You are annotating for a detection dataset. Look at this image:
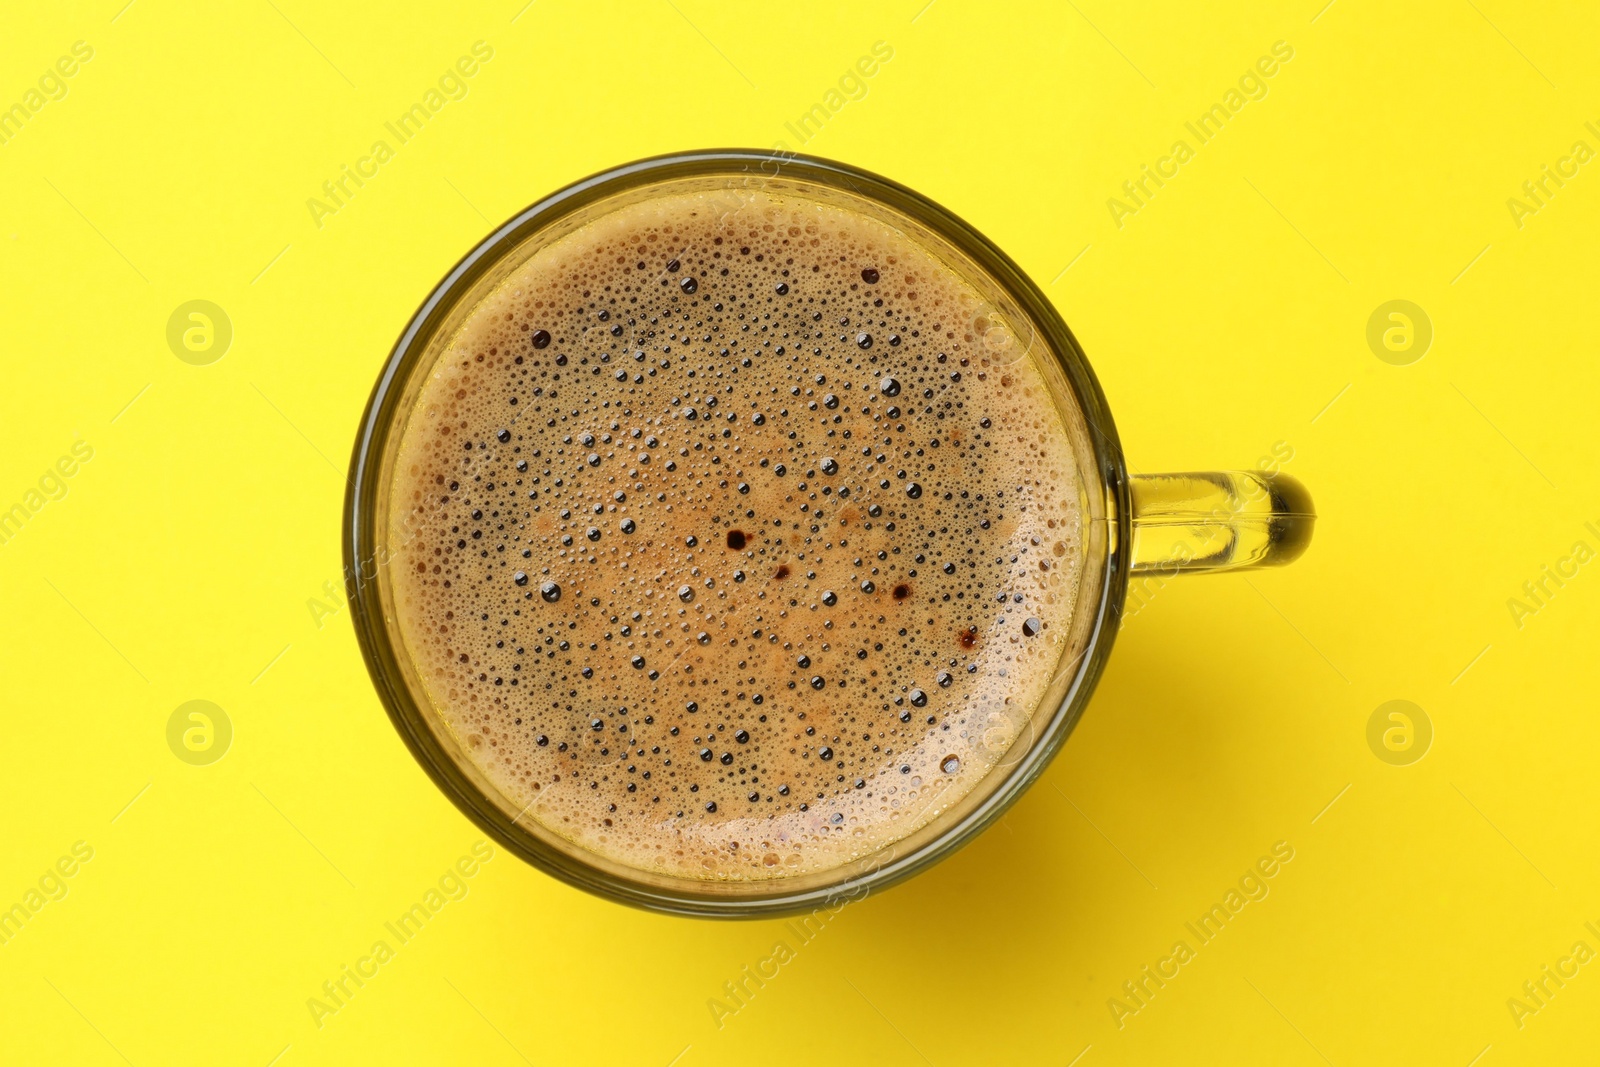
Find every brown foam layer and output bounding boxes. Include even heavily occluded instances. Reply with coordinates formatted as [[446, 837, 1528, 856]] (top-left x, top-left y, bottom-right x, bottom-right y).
[[387, 185, 1083, 880]]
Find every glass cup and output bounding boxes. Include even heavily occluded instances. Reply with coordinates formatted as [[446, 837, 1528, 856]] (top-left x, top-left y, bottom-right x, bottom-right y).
[[344, 150, 1313, 917]]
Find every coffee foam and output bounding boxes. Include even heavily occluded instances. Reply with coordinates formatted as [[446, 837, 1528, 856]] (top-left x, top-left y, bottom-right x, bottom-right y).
[[387, 185, 1084, 880]]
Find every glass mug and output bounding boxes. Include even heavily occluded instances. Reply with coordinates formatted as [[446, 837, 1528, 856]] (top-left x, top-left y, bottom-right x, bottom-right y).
[[344, 150, 1313, 917]]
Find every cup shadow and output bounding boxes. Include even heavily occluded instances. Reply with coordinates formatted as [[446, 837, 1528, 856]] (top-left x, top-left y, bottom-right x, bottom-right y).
[[821, 618, 1230, 975]]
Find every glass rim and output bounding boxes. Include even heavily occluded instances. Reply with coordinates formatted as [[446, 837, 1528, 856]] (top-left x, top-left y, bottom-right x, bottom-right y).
[[344, 148, 1133, 917]]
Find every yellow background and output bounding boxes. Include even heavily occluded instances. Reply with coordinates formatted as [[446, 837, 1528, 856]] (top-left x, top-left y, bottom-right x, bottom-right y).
[[3, 1, 1597, 1063]]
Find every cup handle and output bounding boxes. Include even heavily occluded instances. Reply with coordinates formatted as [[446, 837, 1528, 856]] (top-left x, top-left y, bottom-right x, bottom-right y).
[[1127, 471, 1314, 574]]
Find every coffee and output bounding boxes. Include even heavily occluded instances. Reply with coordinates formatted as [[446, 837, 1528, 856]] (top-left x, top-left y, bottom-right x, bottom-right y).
[[386, 184, 1084, 880]]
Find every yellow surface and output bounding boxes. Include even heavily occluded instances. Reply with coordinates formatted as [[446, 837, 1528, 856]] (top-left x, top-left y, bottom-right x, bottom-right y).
[[2, 1, 1596, 1063]]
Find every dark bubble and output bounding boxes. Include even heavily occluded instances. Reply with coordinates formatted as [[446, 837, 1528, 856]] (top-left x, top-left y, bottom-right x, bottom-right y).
[[587, 527, 601, 541], [775, 282, 789, 295], [630, 655, 645, 669], [513, 572, 529, 586], [810, 676, 825, 690], [821, 590, 837, 606], [540, 581, 561, 602], [856, 333, 873, 349], [859, 580, 876, 594], [820, 458, 838, 475], [880, 377, 900, 397], [680, 277, 698, 294], [909, 689, 928, 707], [861, 268, 880, 284], [678, 585, 695, 602], [818, 746, 834, 760], [530, 329, 551, 349], [906, 483, 922, 499], [620, 519, 636, 534], [1023, 617, 1042, 637], [496, 429, 511, 443]]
